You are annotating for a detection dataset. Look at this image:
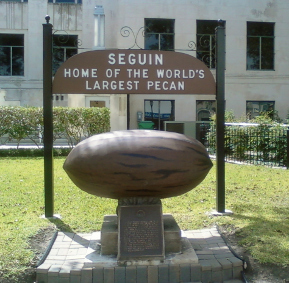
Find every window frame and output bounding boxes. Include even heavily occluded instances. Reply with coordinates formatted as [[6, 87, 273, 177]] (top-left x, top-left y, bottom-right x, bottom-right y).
[[144, 18, 175, 51], [0, 33, 24, 77], [52, 34, 78, 76], [144, 99, 175, 130], [0, 0, 28, 2], [246, 101, 275, 119], [48, 0, 82, 3], [196, 100, 217, 121], [246, 21, 275, 71], [196, 20, 221, 69]]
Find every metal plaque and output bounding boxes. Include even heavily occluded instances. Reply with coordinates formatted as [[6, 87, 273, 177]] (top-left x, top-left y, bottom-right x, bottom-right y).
[[118, 204, 164, 260]]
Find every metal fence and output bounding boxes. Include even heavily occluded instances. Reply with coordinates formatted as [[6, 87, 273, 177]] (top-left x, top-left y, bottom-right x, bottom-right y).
[[206, 123, 289, 168]]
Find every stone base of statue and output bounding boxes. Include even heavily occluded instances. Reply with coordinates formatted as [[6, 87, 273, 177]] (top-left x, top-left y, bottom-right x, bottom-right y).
[[101, 212, 198, 264], [36, 224, 244, 283], [100, 197, 197, 264]]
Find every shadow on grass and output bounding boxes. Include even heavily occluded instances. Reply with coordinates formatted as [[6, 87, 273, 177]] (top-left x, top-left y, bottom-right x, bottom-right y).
[[226, 203, 289, 263]]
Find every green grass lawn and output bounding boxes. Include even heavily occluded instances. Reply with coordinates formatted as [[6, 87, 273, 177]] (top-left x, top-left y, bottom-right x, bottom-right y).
[[1, 157, 289, 281]]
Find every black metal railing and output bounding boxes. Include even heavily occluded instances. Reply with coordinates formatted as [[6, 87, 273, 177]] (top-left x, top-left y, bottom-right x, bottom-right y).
[[206, 123, 289, 168]]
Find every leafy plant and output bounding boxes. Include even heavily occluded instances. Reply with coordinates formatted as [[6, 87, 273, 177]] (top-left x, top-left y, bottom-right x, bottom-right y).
[[0, 106, 110, 148], [207, 110, 289, 167]]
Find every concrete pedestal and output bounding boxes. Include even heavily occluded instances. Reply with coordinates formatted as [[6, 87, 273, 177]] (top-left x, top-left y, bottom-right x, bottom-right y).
[[101, 214, 181, 256]]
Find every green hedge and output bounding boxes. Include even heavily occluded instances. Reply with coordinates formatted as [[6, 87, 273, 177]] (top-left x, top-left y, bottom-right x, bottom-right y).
[[0, 148, 71, 157], [0, 106, 110, 148]]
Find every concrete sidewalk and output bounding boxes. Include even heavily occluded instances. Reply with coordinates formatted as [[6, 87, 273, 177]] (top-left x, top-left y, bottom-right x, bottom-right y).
[[36, 227, 244, 283]]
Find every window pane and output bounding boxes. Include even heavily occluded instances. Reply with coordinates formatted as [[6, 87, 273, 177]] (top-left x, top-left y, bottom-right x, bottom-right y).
[[197, 20, 219, 34], [261, 37, 274, 70], [49, 0, 74, 3], [196, 34, 216, 68], [247, 37, 260, 70], [1, 0, 27, 2], [52, 48, 64, 75], [144, 100, 175, 130], [12, 47, 24, 76], [66, 48, 77, 59], [0, 47, 11, 76], [197, 52, 216, 69], [52, 34, 78, 75], [48, 0, 82, 3], [53, 34, 77, 47], [196, 21, 220, 69], [160, 34, 174, 51], [247, 22, 274, 36], [145, 19, 174, 51], [0, 34, 24, 76], [247, 22, 274, 70], [144, 34, 159, 50], [145, 19, 174, 33], [246, 101, 275, 119], [197, 34, 213, 50], [196, 100, 216, 121], [0, 34, 24, 46]]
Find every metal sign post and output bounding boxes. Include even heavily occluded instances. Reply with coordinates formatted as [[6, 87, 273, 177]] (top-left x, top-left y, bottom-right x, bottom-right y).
[[215, 21, 226, 213], [43, 16, 54, 218]]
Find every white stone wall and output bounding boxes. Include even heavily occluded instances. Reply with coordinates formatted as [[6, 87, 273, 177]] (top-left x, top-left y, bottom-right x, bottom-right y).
[[1, 0, 289, 130]]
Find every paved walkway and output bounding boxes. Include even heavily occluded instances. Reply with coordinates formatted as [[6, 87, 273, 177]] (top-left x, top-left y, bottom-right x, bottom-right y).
[[36, 227, 244, 283]]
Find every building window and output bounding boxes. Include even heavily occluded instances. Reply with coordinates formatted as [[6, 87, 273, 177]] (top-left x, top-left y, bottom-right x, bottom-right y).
[[144, 100, 175, 130], [144, 19, 174, 51], [48, 0, 82, 3], [246, 101, 275, 119], [247, 22, 274, 70], [196, 20, 220, 69], [0, 34, 24, 76], [53, 34, 78, 75], [0, 0, 28, 2], [196, 100, 216, 121]]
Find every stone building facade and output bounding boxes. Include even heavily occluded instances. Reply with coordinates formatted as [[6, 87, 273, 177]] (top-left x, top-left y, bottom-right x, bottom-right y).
[[1, 0, 289, 130]]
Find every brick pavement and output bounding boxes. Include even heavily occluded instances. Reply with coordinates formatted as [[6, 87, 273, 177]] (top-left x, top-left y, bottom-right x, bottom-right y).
[[36, 227, 244, 283]]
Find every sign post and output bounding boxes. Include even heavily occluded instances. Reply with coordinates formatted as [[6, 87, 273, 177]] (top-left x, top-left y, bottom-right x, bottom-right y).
[[215, 21, 226, 213], [43, 16, 54, 218]]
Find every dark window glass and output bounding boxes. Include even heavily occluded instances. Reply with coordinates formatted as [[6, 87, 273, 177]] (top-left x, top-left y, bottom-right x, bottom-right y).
[[0, 34, 24, 46], [196, 20, 221, 69], [52, 34, 78, 75], [261, 37, 274, 69], [246, 101, 275, 119], [247, 22, 274, 36], [197, 20, 219, 34], [48, 0, 82, 3], [0, 0, 28, 2], [0, 47, 11, 76], [145, 19, 174, 51], [144, 100, 175, 130], [12, 47, 24, 75], [196, 100, 216, 121], [0, 34, 24, 76], [247, 22, 274, 70], [247, 37, 260, 70]]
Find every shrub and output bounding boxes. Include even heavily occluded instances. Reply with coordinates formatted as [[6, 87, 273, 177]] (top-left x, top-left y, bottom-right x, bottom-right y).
[[207, 111, 288, 166], [0, 106, 110, 148]]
